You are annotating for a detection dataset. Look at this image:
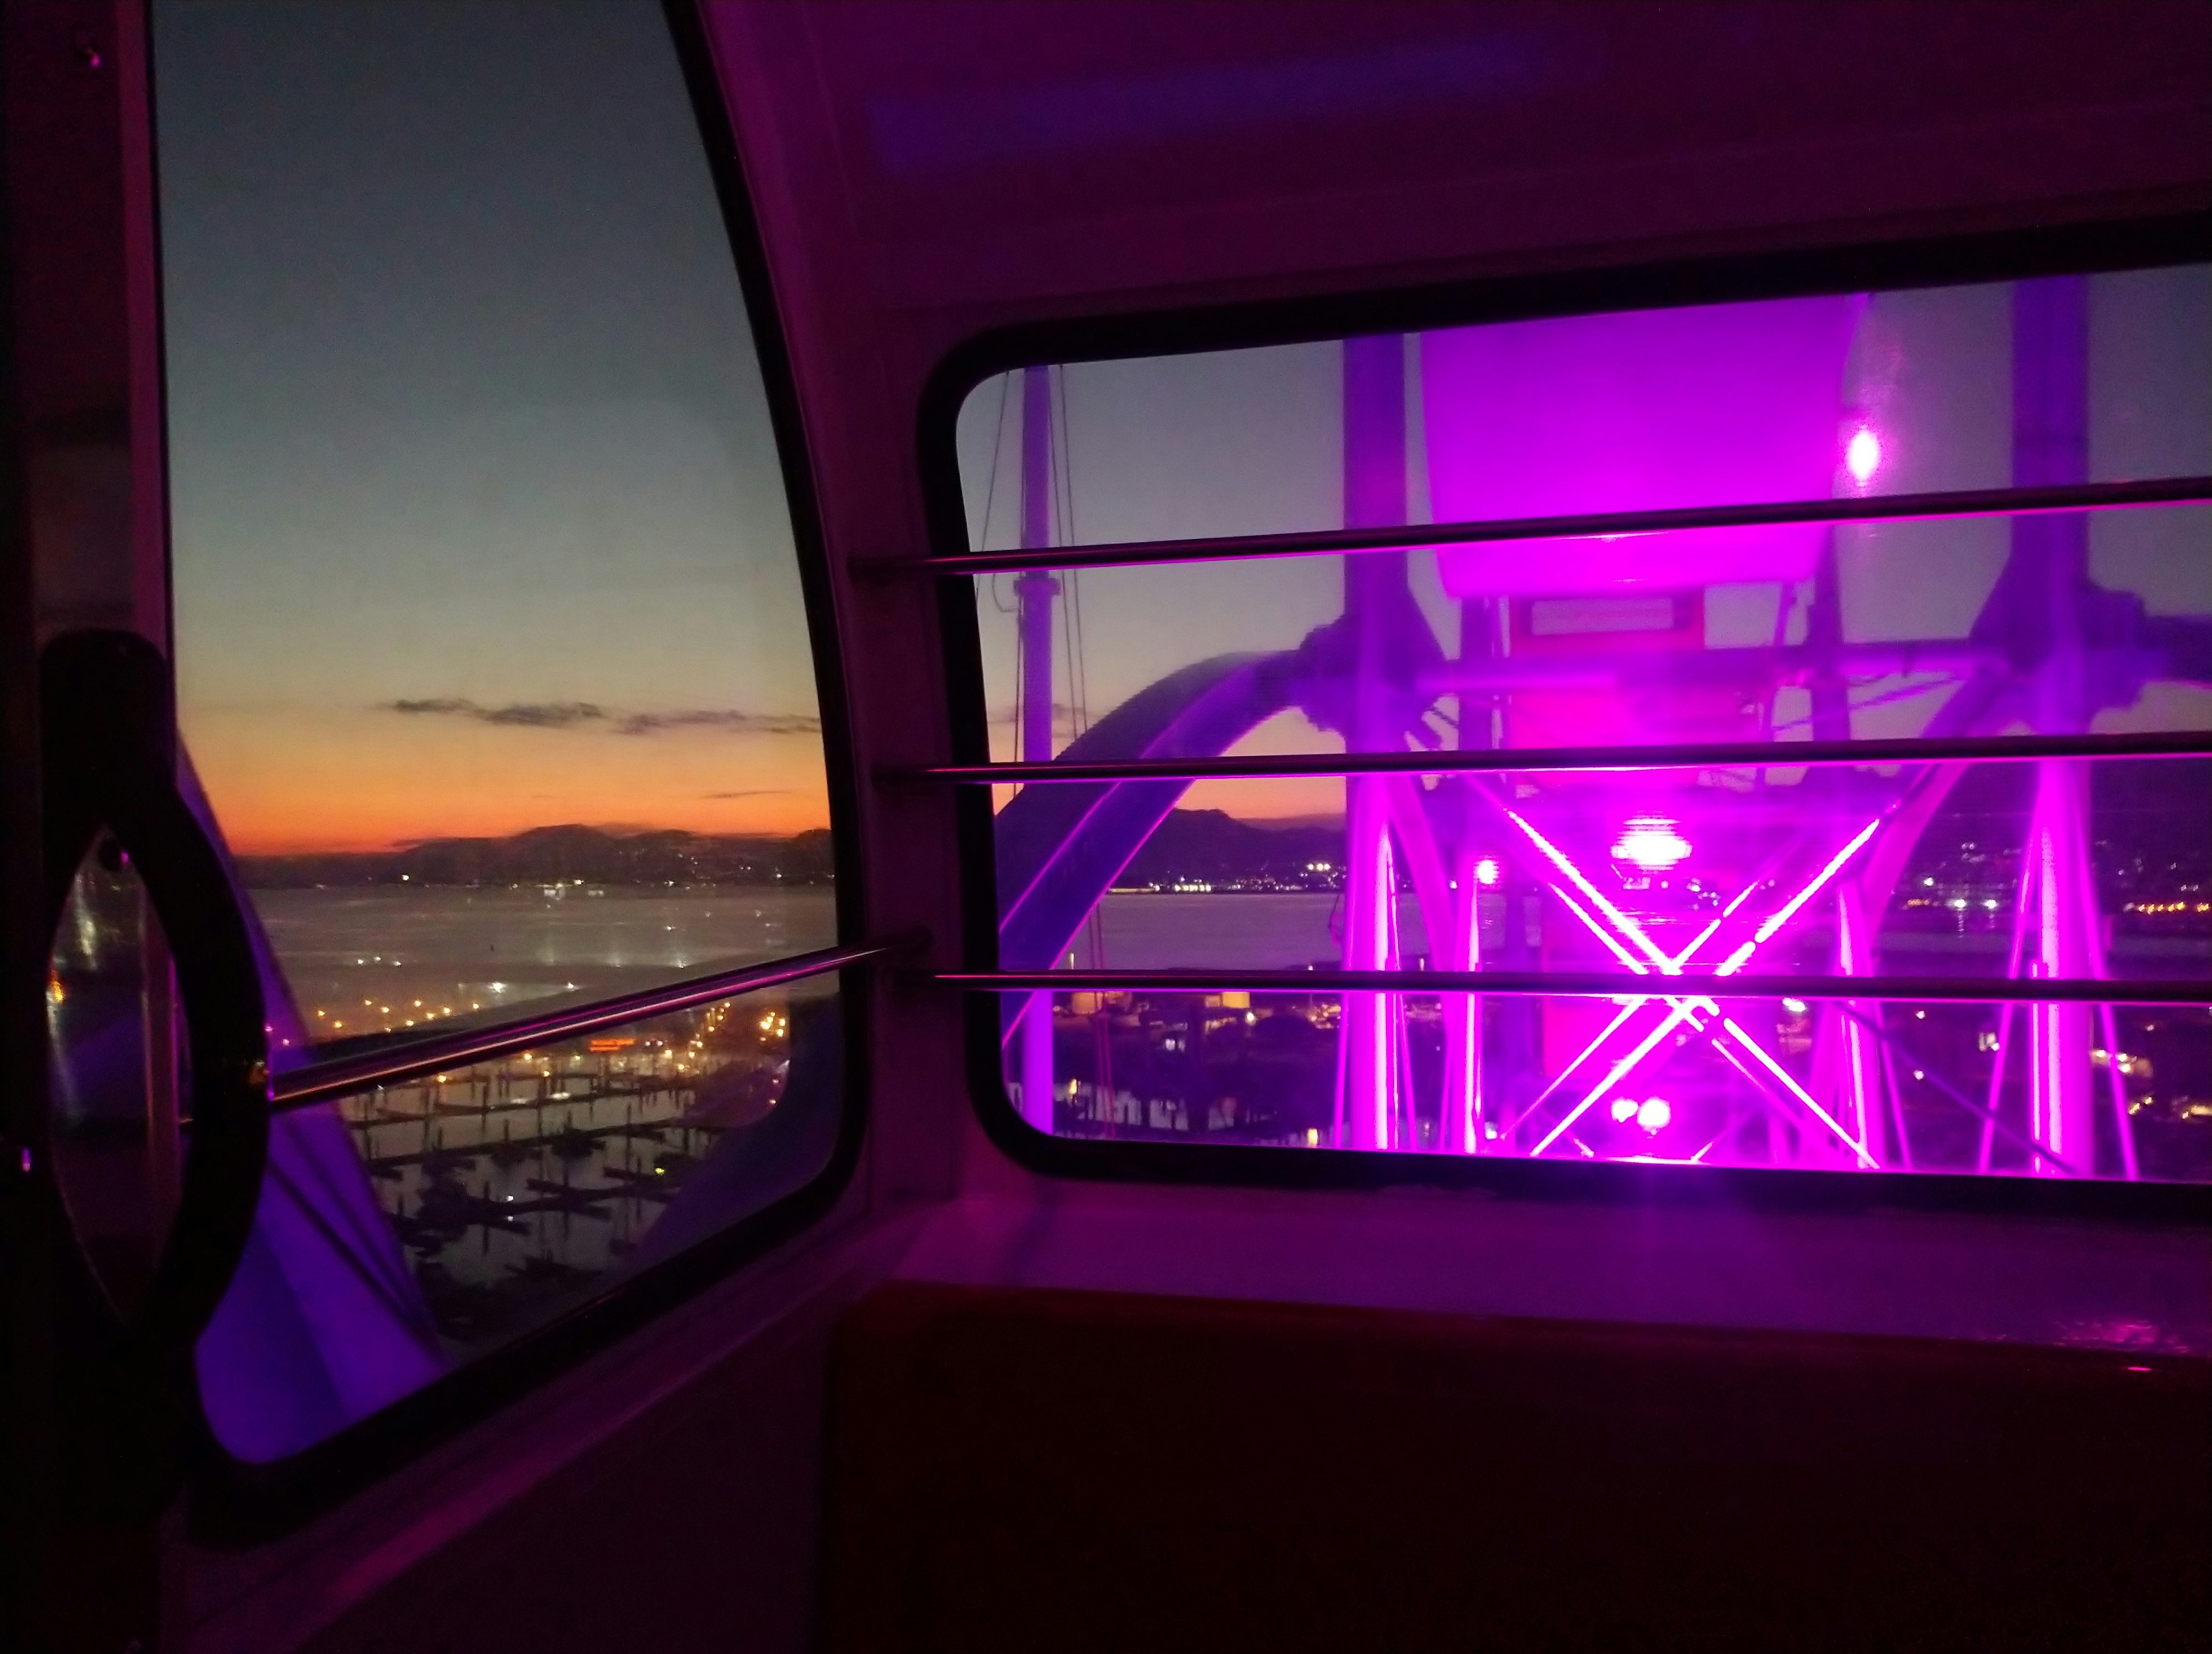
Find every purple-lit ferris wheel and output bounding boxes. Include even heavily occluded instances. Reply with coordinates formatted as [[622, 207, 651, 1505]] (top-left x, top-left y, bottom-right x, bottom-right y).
[[989, 275, 2211, 1178]]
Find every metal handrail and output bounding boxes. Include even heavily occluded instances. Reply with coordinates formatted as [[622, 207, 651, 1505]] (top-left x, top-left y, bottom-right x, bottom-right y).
[[268, 935, 923, 1113], [938, 967, 2212, 1006], [861, 475, 2211, 579], [892, 729, 2211, 787]]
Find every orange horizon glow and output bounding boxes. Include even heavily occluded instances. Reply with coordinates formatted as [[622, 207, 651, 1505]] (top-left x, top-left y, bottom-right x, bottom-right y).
[[185, 705, 833, 856], [188, 701, 1355, 858], [215, 802, 834, 858], [221, 784, 1329, 857]]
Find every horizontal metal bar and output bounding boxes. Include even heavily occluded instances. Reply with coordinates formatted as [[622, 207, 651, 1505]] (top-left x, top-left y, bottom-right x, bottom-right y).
[[893, 729, 2211, 787], [860, 476, 2211, 579], [939, 968, 2212, 1006], [268, 936, 921, 1113]]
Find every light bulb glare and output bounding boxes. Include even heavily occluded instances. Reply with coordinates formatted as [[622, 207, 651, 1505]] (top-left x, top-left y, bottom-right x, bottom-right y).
[[1845, 426, 1882, 486]]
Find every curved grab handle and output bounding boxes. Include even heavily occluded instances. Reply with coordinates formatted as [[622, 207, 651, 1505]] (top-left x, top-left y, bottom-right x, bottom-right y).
[[40, 630, 270, 1370]]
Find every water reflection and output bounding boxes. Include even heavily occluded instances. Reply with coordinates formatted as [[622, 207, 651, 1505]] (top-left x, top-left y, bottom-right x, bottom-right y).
[[333, 980, 842, 1352]]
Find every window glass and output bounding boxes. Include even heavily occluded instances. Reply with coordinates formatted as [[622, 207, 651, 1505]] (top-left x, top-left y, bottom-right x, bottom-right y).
[[956, 267, 2211, 1185], [999, 990, 2209, 1180], [156, 0, 846, 1463], [961, 272, 2211, 764], [199, 976, 843, 1465], [161, 0, 832, 1059]]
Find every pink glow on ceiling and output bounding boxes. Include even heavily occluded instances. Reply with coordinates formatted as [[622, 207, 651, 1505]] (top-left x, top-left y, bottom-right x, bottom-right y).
[[1425, 295, 1864, 596]]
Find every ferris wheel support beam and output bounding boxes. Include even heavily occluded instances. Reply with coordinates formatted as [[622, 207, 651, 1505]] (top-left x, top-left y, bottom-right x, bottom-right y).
[[2009, 276, 2105, 1178], [1338, 335, 1428, 1150], [1015, 366, 1058, 1131], [2026, 758, 2103, 1174]]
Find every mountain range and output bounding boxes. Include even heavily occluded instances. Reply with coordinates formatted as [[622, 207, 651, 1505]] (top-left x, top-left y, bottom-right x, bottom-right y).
[[235, 809, 1349, 890], [1114, 810, 1344, 886], [237, 824, 835, 888]]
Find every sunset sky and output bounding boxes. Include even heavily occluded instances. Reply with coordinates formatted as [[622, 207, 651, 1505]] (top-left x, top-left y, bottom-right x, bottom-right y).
[[160, 1, 828, 853], [157, 3, 2207, 856]]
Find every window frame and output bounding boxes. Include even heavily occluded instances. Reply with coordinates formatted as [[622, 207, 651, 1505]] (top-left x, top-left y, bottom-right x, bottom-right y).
[[918, 210, 2212, 1227], [177, 0, 873, 1541]]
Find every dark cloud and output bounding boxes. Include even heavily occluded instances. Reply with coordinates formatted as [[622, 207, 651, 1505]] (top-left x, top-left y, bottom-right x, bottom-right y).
[[615, 710, 820, 737], [988, 701, 1079, 726], [385, 697, 605, 729], [381, 697, 818, 737], [700, 788, 793, 799], [483, 701, 606, 727]]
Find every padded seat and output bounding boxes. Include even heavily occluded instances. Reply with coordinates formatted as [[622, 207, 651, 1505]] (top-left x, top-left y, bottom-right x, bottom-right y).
[[824, 1281, 2207, 1652]]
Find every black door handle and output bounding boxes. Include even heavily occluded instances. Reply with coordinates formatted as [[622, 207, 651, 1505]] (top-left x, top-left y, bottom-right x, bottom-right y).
[[39, 629, 270, 1512]]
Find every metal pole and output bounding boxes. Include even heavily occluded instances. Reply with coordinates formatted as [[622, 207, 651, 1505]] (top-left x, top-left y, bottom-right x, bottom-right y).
[[1016, 366, 1060, 1131], [2014, 276, 2098, 1175]]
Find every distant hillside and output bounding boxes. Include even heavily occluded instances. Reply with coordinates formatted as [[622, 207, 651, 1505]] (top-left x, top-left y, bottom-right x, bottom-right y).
[[1116, 810, 1344, 887], [237, 824, 835, 889], [236, 810, 1349, 891]]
